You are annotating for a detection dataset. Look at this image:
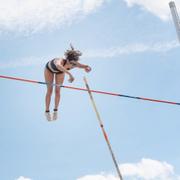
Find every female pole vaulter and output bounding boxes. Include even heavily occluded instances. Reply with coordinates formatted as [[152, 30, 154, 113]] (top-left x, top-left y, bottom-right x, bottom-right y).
[[44, 45, 91, 121]]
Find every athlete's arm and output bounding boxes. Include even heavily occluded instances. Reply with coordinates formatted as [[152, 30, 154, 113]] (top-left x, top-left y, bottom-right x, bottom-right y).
[[56, 64, 74, 83], [72, 61, 91, 72]]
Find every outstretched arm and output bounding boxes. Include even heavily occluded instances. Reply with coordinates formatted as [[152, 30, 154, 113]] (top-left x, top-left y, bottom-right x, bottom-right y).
[[72, 61, 91, 72]]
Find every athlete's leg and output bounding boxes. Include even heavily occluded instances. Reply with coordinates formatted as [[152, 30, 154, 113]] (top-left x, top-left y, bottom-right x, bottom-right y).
[[44, 68, 54, 112], [54, 73, 65, 110], [52, 73, 65, 120]]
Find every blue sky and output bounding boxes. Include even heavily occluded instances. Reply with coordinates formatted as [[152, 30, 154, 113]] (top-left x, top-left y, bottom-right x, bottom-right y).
[[0, 0, 180, 180]]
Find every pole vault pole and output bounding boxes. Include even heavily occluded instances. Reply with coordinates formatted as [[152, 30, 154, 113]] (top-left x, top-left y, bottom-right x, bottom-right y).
[[169, 1, 180, 42], [83, 77, 123, 180], [0, 75, 180, 106]]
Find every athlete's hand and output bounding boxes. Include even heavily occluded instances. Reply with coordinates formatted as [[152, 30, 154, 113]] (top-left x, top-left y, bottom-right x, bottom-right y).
[[68, 75, 75, 83], [85, 66, 91, 73]]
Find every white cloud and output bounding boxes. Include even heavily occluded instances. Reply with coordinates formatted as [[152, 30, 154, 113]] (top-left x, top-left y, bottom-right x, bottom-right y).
[[120, 158, 177, 180], [16, 176, 32, 180], [123, 0, 180, 21], [77, 158, 180, 180], [77, 174, 119, 180], [0, 0, 106, 34], [0, 0, 179, 34], [83, 0, 105, 14], [84, 40, 179, 58]]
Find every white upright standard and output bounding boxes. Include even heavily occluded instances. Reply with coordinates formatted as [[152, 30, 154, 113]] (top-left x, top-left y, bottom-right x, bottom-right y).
[[169, 1, 180, 42]]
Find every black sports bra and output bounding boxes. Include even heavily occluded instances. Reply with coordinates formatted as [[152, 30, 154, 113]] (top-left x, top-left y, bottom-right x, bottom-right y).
[[46, 59, 75, 74]]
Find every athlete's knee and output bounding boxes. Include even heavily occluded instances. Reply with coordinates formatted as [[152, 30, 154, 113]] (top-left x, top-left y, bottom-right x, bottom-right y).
[[47, 87, 53, 96], [55, 87, 61, 96]]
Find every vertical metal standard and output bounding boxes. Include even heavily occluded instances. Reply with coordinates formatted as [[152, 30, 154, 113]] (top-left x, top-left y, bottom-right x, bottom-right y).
[[169, 1, 180, 42], [83, 77, 123, 180]]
